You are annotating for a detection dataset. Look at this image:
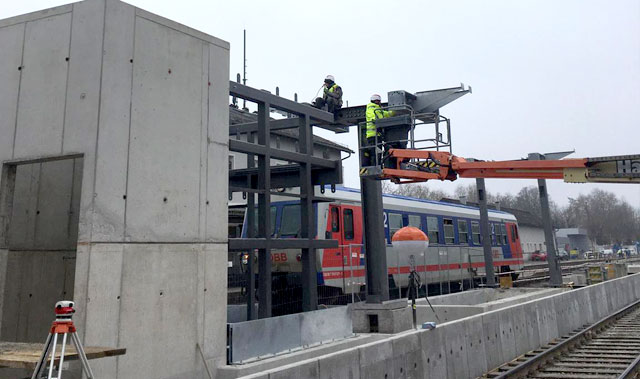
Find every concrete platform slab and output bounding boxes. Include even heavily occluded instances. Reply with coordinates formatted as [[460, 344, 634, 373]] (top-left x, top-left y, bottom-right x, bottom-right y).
[[419, 326, 447, 379]]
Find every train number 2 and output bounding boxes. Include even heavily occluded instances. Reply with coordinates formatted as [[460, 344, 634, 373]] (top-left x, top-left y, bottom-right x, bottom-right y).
[[271, 252, 288, 262]]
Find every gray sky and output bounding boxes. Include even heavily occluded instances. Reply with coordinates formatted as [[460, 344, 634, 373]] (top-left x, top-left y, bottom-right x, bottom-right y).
[[3, 0, 639, 207]]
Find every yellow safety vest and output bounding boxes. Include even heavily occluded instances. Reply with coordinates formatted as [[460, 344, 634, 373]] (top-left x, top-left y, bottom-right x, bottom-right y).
[[365, 102, 393, 138]]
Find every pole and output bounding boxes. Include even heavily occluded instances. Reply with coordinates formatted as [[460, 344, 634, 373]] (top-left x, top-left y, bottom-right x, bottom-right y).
[[360, 177, 389, 303], [476, 178, 496, 287], [242, 29, 247, 110], [538, 179, 563, 286]]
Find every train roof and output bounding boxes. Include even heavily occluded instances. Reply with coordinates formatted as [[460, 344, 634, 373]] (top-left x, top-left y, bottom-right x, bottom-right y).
[[319, 185, 517, 222]]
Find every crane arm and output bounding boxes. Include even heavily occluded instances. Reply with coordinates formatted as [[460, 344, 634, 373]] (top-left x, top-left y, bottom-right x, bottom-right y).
[[377, 150, 640, 184]]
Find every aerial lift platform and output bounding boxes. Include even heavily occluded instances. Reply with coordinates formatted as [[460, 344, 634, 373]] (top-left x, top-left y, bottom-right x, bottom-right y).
[[321, 84, 639, 309]]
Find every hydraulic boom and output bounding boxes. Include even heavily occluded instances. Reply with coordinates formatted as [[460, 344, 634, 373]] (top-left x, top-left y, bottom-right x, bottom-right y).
[[372, 150, 640, 184]]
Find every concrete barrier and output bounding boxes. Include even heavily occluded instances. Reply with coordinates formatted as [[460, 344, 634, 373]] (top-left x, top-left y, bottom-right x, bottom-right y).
[[231, 273, 640, 379]]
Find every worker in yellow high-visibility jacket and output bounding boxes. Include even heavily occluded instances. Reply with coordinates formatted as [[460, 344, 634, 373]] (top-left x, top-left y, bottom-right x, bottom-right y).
[[313, 75, 343, 114], [362, 94, 394, 166]]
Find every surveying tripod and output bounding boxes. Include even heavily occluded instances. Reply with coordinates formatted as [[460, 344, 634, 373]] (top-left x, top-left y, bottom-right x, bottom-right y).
[[31, 301, 95, 379]]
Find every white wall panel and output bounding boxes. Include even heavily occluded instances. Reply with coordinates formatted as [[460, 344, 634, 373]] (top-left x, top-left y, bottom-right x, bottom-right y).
[[0, 24, 24, 162], [91, 0, 135, 241], [125, 17, 204, 241], [13, 13, 71, 158]]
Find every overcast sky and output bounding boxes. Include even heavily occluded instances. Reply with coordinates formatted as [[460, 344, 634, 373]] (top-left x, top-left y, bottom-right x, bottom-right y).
[[3, 0, 639, 207]]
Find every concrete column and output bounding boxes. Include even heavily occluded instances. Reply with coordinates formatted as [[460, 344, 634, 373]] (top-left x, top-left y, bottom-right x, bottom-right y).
[[538, 179, 562, 286], [360, 177, 389, 303], [476, 178, 496, 287]]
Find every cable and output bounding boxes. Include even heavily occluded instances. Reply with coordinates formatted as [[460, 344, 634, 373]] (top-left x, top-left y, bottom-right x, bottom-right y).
[[310, 84, 324, 102]]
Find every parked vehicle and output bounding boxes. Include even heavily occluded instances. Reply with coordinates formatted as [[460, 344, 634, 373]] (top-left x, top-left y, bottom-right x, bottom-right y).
[[585, 251, 596, 259], [531, 251, 547, 261], [557, 250, 569, 260], [602, 249, 614, 257]]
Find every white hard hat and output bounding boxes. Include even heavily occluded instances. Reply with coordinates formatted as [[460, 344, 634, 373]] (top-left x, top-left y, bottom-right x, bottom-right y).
[[370, 94, 381, 102], [325, 75, 335, 82]]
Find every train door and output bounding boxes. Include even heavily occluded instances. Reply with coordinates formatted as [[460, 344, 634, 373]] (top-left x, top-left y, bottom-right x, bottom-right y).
[[506, 222, 522, 259], [323, 204, 363, 292]]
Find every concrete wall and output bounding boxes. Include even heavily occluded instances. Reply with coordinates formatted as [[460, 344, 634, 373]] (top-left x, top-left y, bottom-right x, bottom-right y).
[[236, 274, 640, 379], [0, 1, 230, 378]]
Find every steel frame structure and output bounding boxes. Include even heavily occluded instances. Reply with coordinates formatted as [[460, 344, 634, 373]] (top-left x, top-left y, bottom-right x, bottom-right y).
[[227, 81, 342, 319]]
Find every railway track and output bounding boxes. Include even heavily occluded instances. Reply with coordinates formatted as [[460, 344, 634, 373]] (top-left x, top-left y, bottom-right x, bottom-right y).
[[484, 299, 640, 378]]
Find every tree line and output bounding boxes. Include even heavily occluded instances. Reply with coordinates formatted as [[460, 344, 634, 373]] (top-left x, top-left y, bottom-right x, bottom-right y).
[[382, 182, 640, 246]]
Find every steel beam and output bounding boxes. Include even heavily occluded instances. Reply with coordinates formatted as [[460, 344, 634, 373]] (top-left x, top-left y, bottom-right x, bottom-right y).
[[229, 81, 346, 131], [229, 117, 303, 135], [538, 179, 563, 286], [298, 114, 318, 311], [476, 178, 496, 287], [257, 102, 272, 319], [361, 177, 389, 303], [228, 238, 338, 250], [229, 164, 342, 190], [228, 140, 337, 169], [245, 131, 256, 320]]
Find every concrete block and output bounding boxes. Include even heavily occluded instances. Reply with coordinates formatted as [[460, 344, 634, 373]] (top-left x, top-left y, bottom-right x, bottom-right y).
[[268, 358, 319, 379], [511, 306, 529, 356], [352, 300, 412, 334], [481, 311, 503, 371], [415, 305, 483, 324], [318, 348, 360, 379], [552, 293, 571, 337], [443, 319, 469, 379], [13, 12, 71, 157], [390, 332, 422, 379], [0, 23, 24, 162], [520, 301, 540, 353], [463, 315, 487, 378], [125, 16, 205, 242], [91, 0, 135, 242], [358, 340, 393, 379], [535, 297, 558, 346], [497, 308, 517, 362], [419, 326, 447, 379]]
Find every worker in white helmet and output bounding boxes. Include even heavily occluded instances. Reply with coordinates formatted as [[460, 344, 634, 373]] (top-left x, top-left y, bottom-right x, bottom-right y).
[[313, 75, 343, 114], [362, 94, 394, 166]]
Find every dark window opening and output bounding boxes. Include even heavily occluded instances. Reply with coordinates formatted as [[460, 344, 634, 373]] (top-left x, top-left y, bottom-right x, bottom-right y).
[[444, 218, 455, 244], [344, 209, 354, 240], [331, 207, 340, 232]]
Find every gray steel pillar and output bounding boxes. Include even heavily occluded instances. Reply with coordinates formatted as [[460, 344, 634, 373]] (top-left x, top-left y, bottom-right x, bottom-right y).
[[360, 177, 389, 303], [476, 178, 496, 287], [299, 114, 318, 311], [245, 132, 256, 321], [257, 102, 272, 318], [538, 179, 563, 286]]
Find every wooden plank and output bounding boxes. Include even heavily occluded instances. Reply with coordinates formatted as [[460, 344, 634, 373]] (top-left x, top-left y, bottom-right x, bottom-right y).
[[0, 342, 125, 369]]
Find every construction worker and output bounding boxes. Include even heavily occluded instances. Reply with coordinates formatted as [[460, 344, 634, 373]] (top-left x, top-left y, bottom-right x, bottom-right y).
[[362, 94, 394, 166], [313, 75, 343, 114]]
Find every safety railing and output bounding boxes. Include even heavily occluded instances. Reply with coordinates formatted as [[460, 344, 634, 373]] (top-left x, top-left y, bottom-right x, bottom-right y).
[[356, 104, 452, 172]]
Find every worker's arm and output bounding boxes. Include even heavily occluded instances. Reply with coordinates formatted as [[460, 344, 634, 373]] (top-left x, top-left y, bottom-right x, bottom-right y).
[[325, 86, 342, 100]]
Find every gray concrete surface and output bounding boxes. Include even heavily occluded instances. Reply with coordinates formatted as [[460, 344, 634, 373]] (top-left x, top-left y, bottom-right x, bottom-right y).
[[229, 274, 640, 379], [0, 1, 229, 378]]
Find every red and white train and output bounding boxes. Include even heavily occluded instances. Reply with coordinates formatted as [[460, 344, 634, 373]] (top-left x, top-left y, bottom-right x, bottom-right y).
[[242, 186, 525, 296]]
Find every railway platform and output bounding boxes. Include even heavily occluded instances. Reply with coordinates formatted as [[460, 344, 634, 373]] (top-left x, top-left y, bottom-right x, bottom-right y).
[[221, 271, 640, 379]]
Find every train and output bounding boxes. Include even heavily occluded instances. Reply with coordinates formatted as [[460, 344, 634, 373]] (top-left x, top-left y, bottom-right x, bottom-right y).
[[241, 186, 525, 302]]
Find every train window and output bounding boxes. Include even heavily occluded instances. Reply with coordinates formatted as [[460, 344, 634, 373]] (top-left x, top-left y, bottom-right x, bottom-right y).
[[443, 219, 455, 244], [427, 216, 439, 244], [458, 220, 469, 243], [280, 205, 301, 236], [253, 206, 277, 236], [514, 224, 519, 239], [408, 215, 422, 229], [331, 207, 339, 232], [501, 224, 508, 244], [389, 213, 403, 240], [471, 221, 481, 244], [344, 209, 354, 240]]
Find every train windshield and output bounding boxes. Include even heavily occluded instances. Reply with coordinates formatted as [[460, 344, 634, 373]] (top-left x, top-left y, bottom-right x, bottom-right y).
[[251, 206, 276, 236], [280, 204, 301, 236]]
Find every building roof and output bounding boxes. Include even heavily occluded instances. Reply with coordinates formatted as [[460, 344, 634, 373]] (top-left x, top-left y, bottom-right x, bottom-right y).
[[556, 228, 588, 237], [440, 198, 543, 228], [229, 106, 353, 153]]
